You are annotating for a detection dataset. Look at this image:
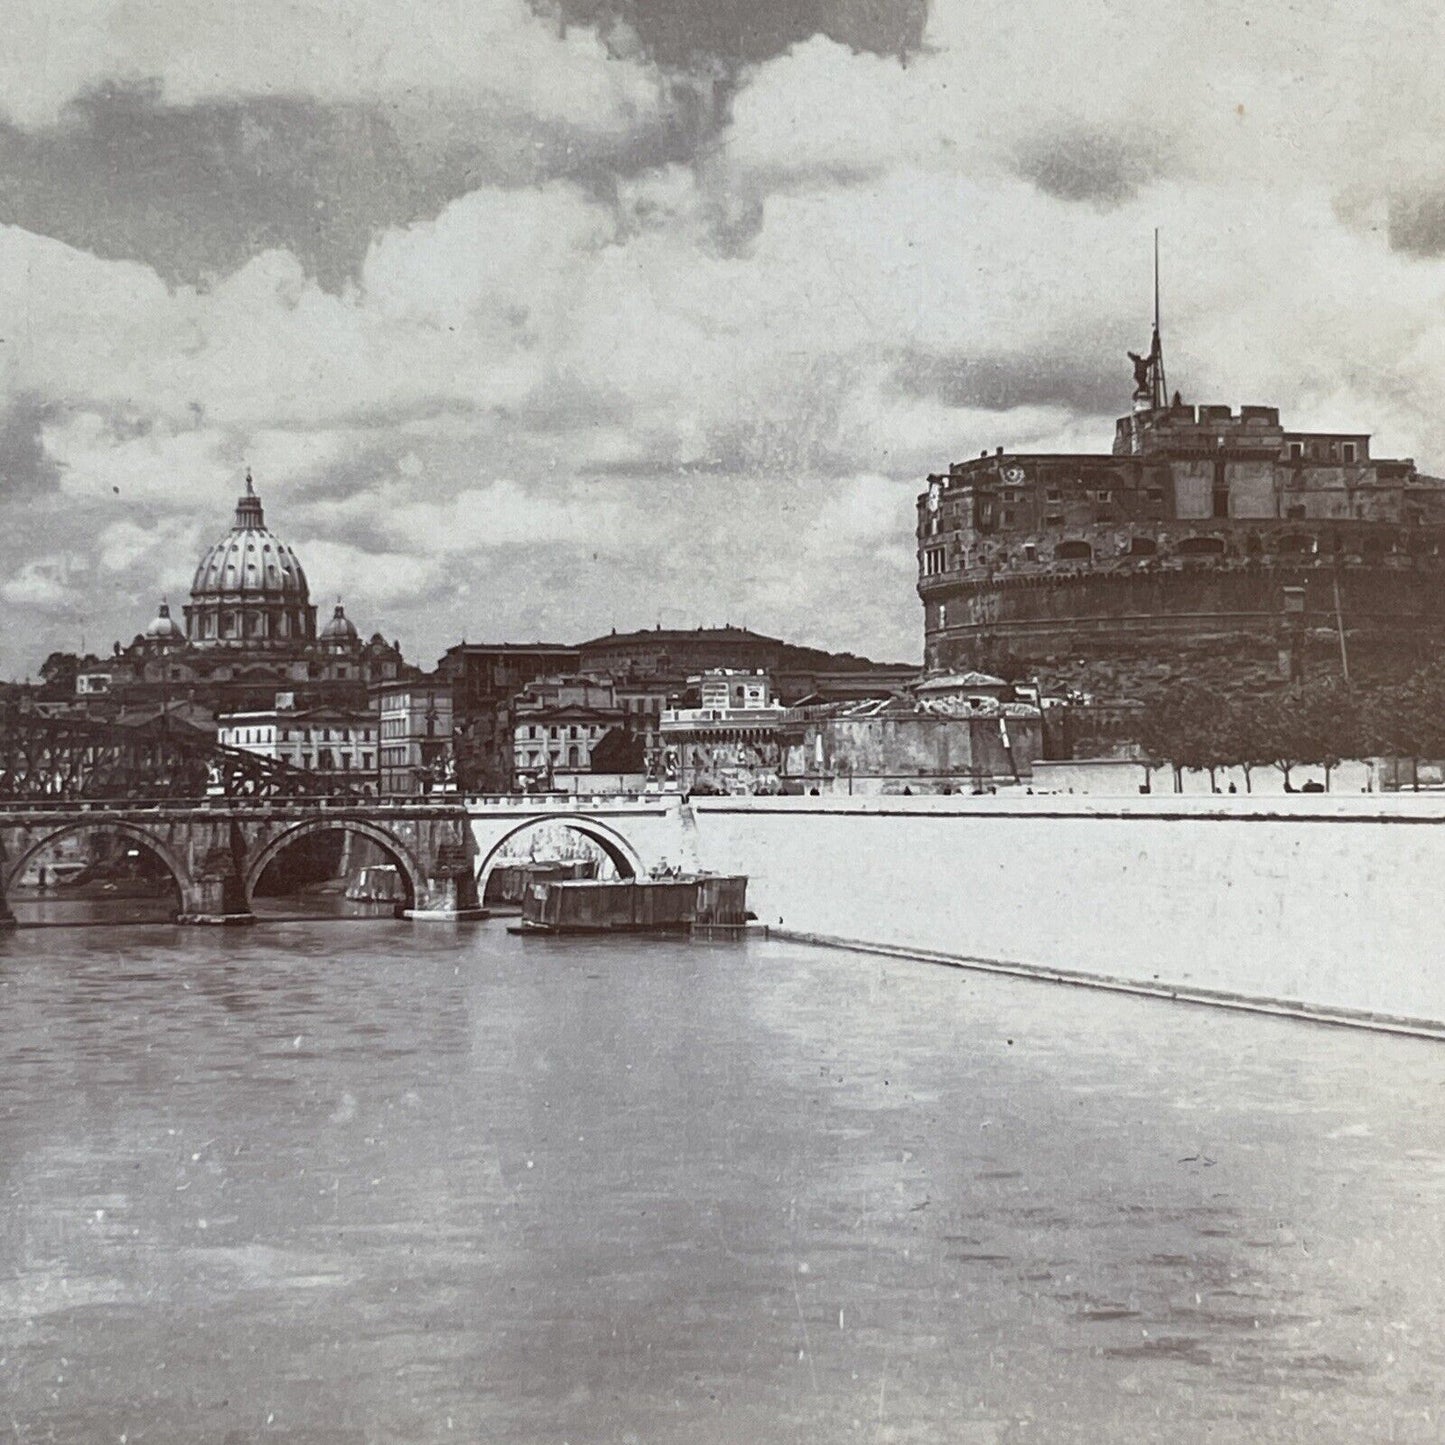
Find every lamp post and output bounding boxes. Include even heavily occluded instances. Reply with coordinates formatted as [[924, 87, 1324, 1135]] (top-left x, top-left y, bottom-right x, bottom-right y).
[[1281, 584, 1307, 684]]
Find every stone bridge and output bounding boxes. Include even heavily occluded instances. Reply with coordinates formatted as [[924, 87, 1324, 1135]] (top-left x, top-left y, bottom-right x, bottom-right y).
[[0, 793, 697, 925], [465, 792, 694, 894], [0, 799, 485, 924]]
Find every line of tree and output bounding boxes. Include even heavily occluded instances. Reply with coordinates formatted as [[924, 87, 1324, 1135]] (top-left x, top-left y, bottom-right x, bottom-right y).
[[1138, 665, 1445, 791]]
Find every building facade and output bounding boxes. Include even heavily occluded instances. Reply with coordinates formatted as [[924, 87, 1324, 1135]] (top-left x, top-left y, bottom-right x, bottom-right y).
[[658, 670, 790, 793], [917, 345, 1445, 696], [780, 698, 1044, 795], [512, 705, 623, 787], [438, 643, 582, 792], [373, 675, 453, 795], [218, 702, 378, 789]]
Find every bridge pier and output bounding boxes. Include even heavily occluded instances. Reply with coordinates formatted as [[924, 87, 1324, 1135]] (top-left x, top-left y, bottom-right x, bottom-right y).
[[400, 831, 487, 921], [176, 877, 256, 925], [175, 818, 256, 924]]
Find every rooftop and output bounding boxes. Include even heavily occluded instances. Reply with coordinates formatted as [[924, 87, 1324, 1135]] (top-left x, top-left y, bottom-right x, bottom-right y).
[[578, 626, 784, 649], [444, 642, 579, 655]]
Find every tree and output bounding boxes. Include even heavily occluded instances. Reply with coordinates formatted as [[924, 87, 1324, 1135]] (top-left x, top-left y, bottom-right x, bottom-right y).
[[38, 651, 81, 698], [1290, 680, 1363, 790], [1249, 692, 1303, 791], [590, 725, 645, 773], [1138, 682, 1232, 791], [1369, 665, 1445, 790], [1215, 697, 1276, 793]]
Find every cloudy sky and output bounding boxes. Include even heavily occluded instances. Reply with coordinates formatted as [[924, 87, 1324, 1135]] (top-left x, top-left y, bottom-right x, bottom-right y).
[[4, 0, 1445, 676]]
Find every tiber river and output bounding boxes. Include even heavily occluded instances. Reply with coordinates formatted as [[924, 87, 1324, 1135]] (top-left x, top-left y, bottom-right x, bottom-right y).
[[1, 911, 1443, 1443]]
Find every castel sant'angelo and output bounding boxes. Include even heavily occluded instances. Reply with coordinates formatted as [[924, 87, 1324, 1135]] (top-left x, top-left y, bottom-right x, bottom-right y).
[[916, 300, 1445, 703]]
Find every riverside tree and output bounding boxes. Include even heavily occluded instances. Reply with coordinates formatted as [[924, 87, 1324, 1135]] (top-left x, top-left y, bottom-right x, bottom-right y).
[[1138, 682, 1233, 791], [1370, 665, 1445, 790]]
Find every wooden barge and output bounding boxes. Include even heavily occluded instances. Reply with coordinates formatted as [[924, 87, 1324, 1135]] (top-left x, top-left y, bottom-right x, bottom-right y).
[[484, 857, 598, 907], [510, 873, 748, 936]]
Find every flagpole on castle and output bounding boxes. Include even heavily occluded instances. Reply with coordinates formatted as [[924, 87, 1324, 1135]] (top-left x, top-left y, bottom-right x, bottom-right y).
[[1152, 228, 1169, 410]]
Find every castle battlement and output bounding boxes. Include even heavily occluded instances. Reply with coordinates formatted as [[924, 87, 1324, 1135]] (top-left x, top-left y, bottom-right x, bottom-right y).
[[916, 353, 1445, 685]]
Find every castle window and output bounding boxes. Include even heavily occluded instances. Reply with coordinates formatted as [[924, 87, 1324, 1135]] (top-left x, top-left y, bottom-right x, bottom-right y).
[[1045, 514, 1064, 527], [1045, 488, 1062, 502], [1002, 510, 1016, 526], [1054, 540, 1093, 561], [1342, 442, 1357, 464], [1094, 489, 1112, 502], [1128, 536, 1157, 556], [1177, 535, 1227, 556], [1288, 441, 1304, 461], [1023, 544, 1037, 562], [1146, 487, 1164, 503]]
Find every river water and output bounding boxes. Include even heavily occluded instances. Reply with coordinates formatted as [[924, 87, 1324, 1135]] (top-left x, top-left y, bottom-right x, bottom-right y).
[[1, 916, 1442, 1444]]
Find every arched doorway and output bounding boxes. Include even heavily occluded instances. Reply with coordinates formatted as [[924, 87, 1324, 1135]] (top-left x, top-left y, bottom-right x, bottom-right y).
[[245, 820, 421, 919], [4, 821, 186, 925], [477, 816, 644, 910]]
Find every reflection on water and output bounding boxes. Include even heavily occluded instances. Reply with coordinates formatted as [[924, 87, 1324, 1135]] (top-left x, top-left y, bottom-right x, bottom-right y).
[[0, 921, 1442, 1443], [10, 893, 397, 926]]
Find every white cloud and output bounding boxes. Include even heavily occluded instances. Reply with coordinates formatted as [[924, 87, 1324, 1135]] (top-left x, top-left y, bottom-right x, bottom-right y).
[[0, 561, 79, 611], [10, 0, 1445, 677], [294, 540, 446, 612], [0, 0, 666, 134]]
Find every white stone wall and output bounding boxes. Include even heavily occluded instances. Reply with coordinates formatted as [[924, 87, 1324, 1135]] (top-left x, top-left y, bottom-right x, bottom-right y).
[[689, 794, 1445, 1030]]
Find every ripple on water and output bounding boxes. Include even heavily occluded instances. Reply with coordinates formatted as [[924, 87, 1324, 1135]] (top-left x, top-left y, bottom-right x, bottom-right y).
[[0, 924, 1441, 1444]]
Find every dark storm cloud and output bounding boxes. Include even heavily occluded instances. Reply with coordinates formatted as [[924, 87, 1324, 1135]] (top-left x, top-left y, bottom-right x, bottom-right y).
[[894, 344, 1129, 416], [0, 397, 62, 499], [1387, 189, 1445, 258], [0, 79, 715, 290], [540, 0, 929, 67], [1013, 124, 1170, 207]]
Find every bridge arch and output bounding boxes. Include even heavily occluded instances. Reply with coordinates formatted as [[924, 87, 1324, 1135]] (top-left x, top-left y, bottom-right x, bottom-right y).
[[2, 819, 190, 917], [242, 818, 423, 909], [475, 815, 645, 897]]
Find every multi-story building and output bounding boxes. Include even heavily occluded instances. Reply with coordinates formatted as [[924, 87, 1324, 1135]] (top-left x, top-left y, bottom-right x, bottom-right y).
[[611, 675, 678, 765], [438, 642, 581, 792], [217, 700, 378, 790], [512, 698, 624, 788], [917, 334, 1445, 697], [373, 674, 453, 794], [658, 670, 790, 792]]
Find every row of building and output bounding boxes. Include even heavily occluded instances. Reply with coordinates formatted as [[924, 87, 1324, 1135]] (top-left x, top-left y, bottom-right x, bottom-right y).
[[204, 662, 1049, 798]]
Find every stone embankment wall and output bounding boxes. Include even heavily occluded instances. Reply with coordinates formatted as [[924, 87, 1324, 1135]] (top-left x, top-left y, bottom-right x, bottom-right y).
[[690, 795, 1445, 1035]]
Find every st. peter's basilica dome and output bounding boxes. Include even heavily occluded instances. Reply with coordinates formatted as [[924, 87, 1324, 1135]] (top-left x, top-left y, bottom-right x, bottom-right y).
[[185, 471, 317, 648]]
